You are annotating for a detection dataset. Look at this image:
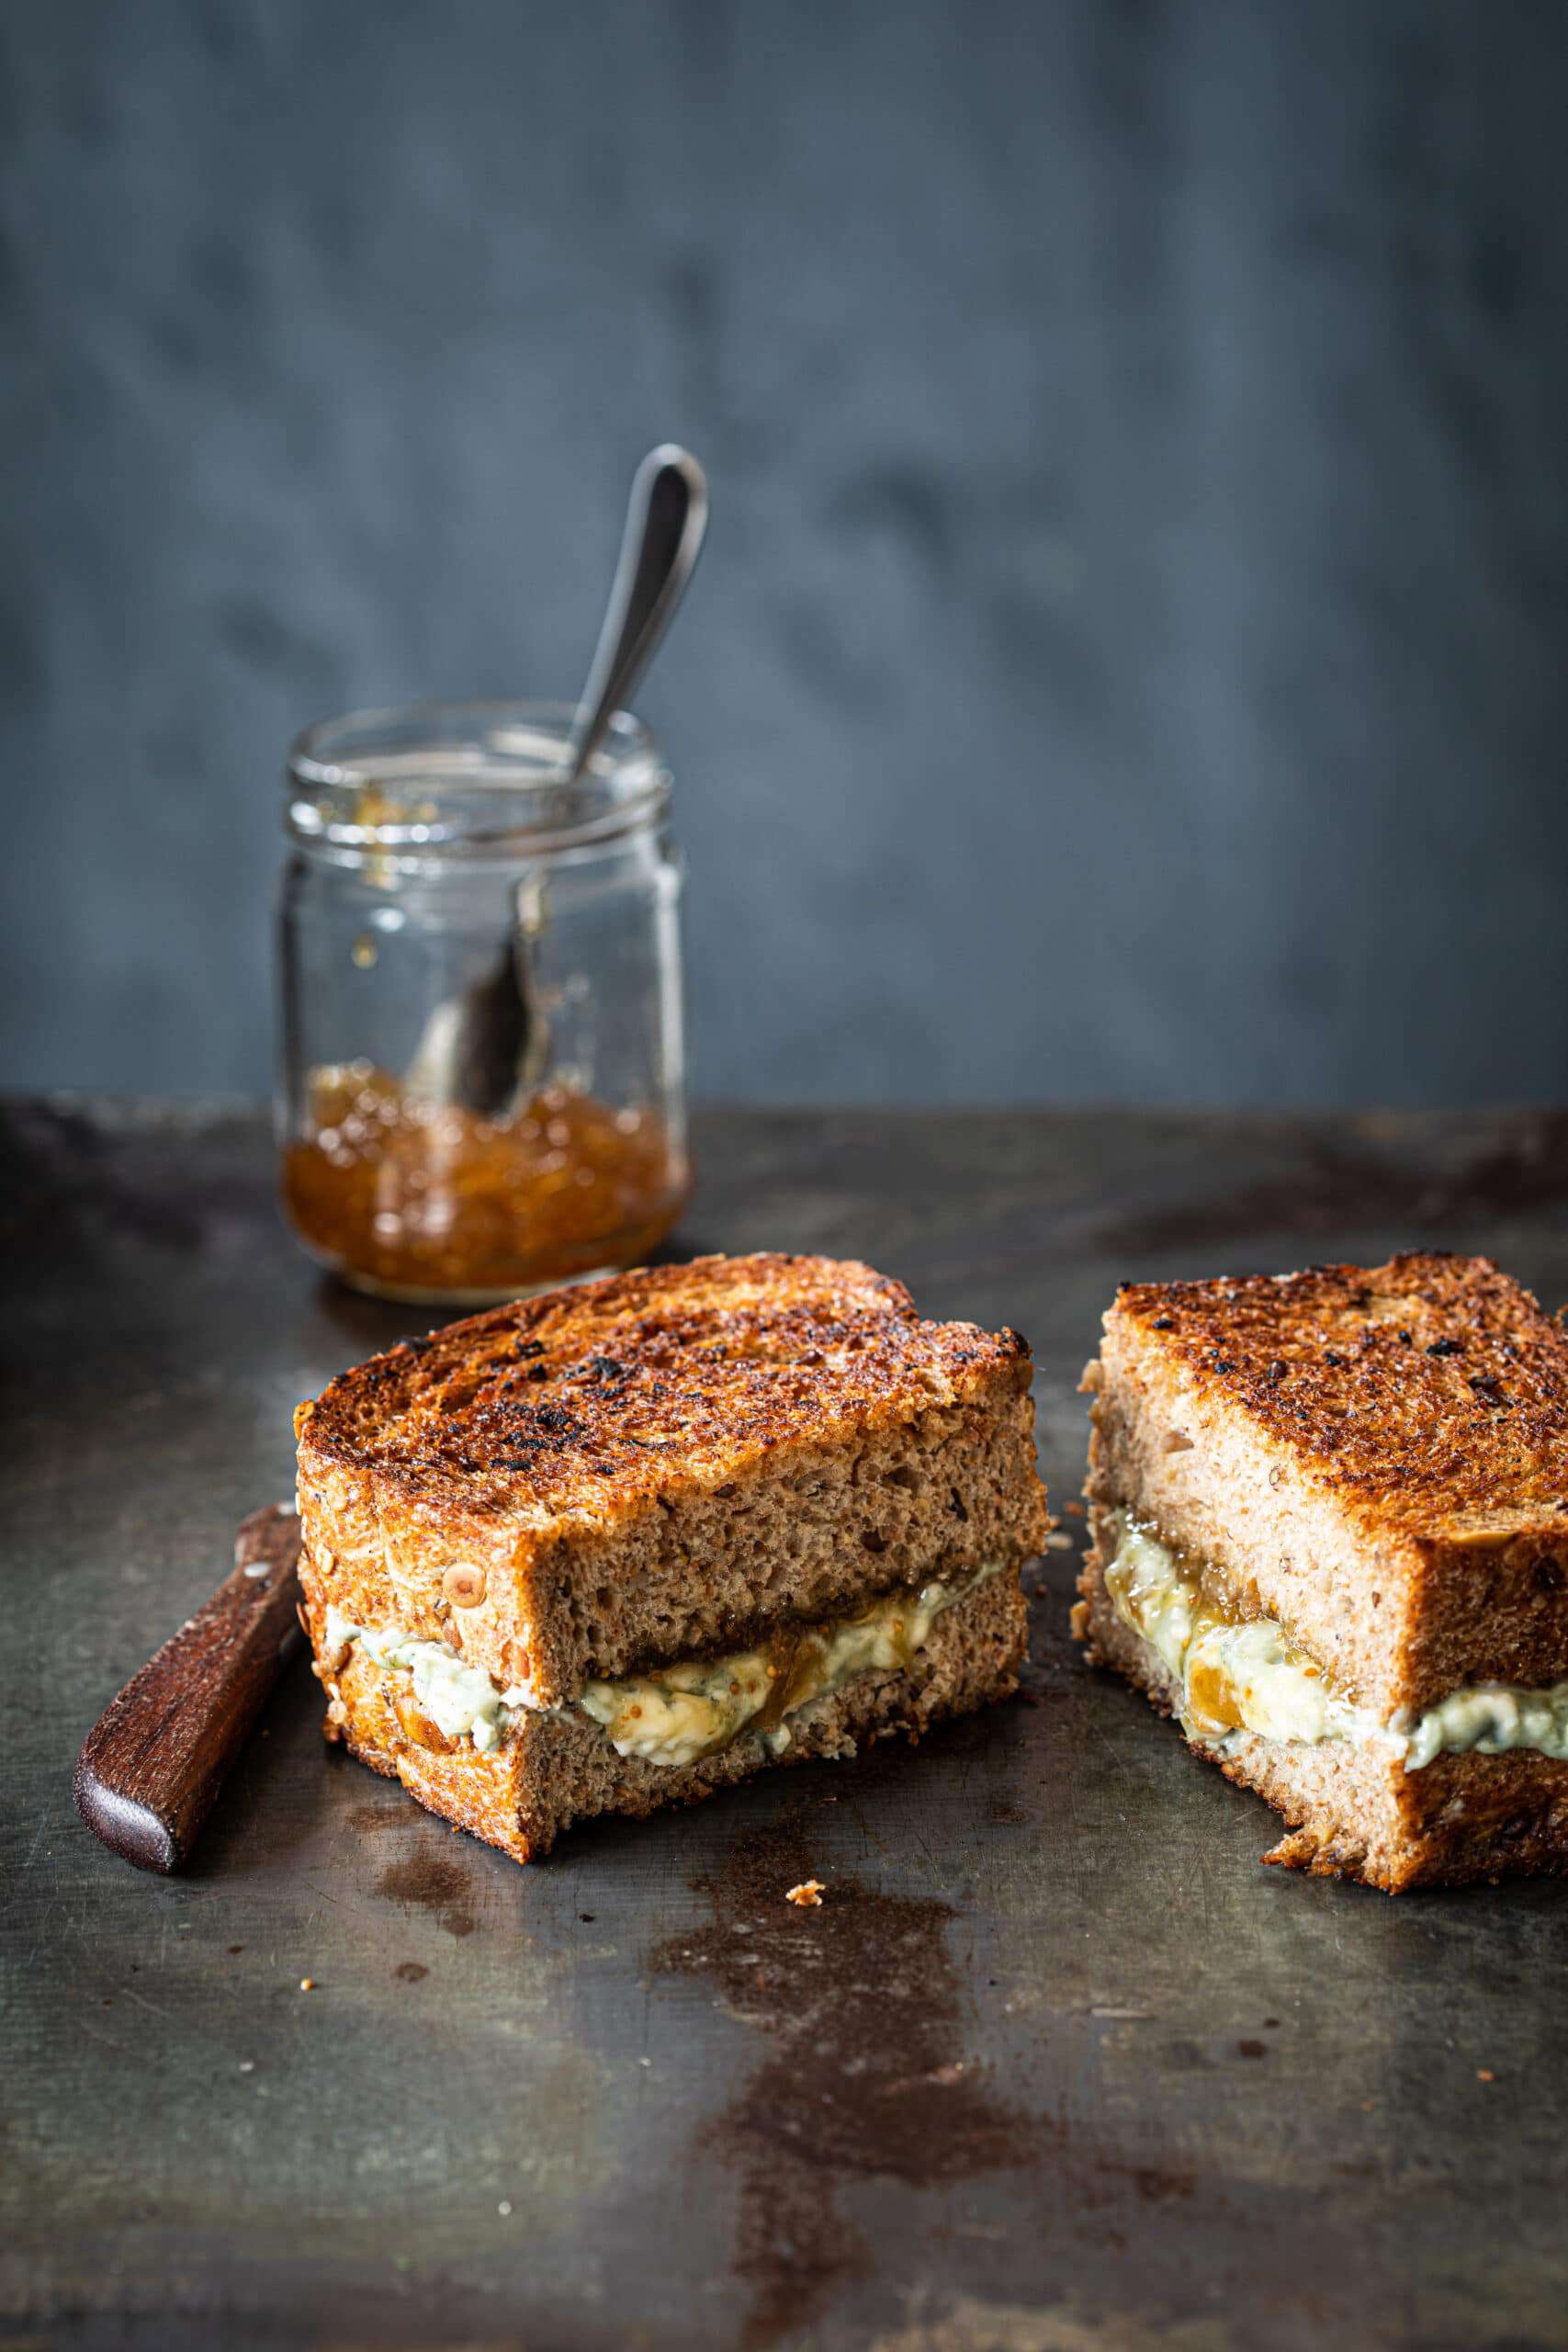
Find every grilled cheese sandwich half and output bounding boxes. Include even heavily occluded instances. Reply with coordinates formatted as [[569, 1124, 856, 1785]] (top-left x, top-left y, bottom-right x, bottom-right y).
[[1076, 1253, 1568, 1891], [298, 1253, 1047, 1861]]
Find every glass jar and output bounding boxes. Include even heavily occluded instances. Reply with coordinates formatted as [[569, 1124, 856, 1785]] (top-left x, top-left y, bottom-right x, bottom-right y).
[[276, 699, 689, 1306]]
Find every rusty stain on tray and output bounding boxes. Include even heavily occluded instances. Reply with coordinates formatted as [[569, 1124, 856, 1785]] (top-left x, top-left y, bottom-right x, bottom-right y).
[[651, 1809, 1036, 2351], [377, 1849, 476, 1939]]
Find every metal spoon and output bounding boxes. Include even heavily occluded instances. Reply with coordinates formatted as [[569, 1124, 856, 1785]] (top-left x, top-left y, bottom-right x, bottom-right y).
[[562, 443, 710, 783], [405, 446, 709, 1118]]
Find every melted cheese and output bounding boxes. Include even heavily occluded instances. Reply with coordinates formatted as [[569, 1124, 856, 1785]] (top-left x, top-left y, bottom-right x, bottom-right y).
[[1403, 1681, 1568, 1769], [324, 1559, 1001, 1770], [579, 1563, 1000, 1768], [1101, 1517, 1568, 1770], [323, 1608, 528, 1752]]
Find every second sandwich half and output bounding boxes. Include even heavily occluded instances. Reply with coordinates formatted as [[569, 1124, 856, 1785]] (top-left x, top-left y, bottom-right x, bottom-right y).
[[1077, 1252, 1568, 1890], [295, 1252, 1048, 1860]]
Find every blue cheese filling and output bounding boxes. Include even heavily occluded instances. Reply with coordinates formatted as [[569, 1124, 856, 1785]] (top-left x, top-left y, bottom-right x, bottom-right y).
[[1102, 1515, 1568, 1770], [324, 1558, 1001, 1770], [323, 1609, 529, 1752]]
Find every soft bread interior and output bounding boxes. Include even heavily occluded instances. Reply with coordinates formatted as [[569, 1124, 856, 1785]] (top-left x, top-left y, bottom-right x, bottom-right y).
[[1088, 1324, 1415, 1715]]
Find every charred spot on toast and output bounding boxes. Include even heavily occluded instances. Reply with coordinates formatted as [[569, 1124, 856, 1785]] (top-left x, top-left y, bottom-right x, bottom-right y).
[[1108, 1253, 1568, 1521]]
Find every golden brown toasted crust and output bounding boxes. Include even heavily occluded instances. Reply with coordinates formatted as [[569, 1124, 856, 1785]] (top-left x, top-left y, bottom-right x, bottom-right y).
[[321, 1566, 1027, 1863], [301, 1251, 1031, 1521], [1111, 1252, 1568, 1532], [296, 1252, 1046, 1708], [1087, 1254, 1568, 1713], [1076, 1527, 1568, 1892]]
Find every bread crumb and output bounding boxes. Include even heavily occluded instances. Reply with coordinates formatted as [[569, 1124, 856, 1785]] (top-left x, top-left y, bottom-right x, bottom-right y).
[[1064, 1499, 1085, 1517], [1476, 2068, 1495, 2082], [1043, 1532, 1074, 1551], [786, 1880, 826, 1908], [299, 1977, 316, 1992]]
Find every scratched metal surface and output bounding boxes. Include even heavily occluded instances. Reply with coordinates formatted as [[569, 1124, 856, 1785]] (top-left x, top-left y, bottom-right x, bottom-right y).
[[6, 1096, 1568, 2352]]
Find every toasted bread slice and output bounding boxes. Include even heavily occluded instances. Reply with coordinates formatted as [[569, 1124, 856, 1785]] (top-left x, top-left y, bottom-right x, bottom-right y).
[[1077, 1253, 1568, 1890], [297, 1253, 1046, 1858]]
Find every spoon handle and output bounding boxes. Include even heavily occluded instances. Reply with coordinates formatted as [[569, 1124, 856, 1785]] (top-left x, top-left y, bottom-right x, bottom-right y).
[[73, 1504, 304, 1874], [566, 444, 709, 779]]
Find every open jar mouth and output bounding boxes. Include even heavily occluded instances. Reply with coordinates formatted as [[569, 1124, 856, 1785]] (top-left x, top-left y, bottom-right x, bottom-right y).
[[287, 698, 671, 862]]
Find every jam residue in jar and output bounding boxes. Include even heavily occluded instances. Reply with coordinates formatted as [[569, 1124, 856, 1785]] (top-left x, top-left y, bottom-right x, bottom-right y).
[[282, 1061, 687, 1303]]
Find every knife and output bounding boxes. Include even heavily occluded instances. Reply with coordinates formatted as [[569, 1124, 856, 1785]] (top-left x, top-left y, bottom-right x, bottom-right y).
[[73, 1503, 305, 1873]]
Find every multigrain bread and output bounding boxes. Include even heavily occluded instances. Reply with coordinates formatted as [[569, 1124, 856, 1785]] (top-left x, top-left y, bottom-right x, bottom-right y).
[[297, 1253, 1046, 1860], [1076, 1253, 1568, 1891]]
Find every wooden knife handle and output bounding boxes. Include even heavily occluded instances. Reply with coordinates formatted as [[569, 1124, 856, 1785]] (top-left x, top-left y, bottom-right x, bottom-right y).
[[73, 1503, 305, 1873]]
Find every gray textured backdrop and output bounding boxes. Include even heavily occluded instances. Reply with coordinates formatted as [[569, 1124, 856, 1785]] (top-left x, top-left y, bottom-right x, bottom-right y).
[[5, 0, 1567, 1105]]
